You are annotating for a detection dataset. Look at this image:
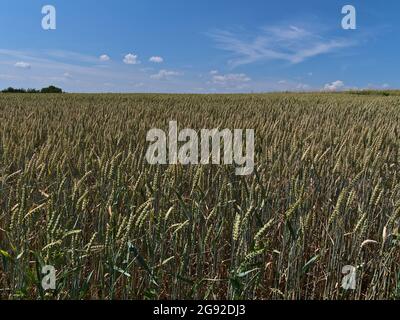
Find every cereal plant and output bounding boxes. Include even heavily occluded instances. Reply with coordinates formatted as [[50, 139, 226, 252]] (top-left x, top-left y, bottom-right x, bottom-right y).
[[0, 92, 399, 300]]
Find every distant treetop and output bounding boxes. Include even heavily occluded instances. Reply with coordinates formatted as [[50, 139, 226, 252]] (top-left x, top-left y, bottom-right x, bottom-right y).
[[40, 85, 63, 93]]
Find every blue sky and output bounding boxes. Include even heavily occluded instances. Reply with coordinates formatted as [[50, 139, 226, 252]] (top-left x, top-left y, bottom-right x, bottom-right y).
[[0, 0, 399, 93]]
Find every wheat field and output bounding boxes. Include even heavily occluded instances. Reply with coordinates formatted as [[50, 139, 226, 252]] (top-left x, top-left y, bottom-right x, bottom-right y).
[[0, 92, 399, 300]]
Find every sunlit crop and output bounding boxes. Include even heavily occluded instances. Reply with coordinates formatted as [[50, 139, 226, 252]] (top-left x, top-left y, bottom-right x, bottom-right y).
[[0, 93, 399, 300]]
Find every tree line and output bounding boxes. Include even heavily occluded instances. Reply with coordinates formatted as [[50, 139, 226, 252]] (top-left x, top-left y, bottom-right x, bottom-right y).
[[1, 85, 63, 93]]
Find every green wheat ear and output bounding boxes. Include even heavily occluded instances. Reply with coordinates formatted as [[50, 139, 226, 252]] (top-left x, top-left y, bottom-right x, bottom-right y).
[[0, 92, 399, 300]]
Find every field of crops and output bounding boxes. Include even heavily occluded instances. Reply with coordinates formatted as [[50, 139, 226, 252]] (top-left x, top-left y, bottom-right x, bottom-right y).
[[0, 93, 399, 300]]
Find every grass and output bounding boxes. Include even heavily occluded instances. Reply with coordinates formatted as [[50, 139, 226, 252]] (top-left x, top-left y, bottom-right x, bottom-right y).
[[0, 92, 399, 300]]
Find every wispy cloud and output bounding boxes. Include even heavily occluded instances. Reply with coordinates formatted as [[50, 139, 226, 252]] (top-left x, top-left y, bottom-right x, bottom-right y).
[[0, 47, 358, 93], [14, 61, 31, 69], [150, 69, 181, 80], [63, 72, 72, 79], [323, 80, 345, 91], [210, 25, 355, 67], [44, 50, 101, 64], [210, 72, 251, 88]]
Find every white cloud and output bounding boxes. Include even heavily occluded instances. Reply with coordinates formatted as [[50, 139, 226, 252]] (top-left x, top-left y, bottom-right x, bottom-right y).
[[63, 72, 72, 78], [123, 53, 139, 65], [211, 73, 251, 88], [99, 54, 110, 61], [14, 61, 31, 69], [151, 69, 181, 80], [149, 56, 164, 63], [210, 70, 219, 75], [0, 49, 201, 93], [323, 80, 345, 91], [210, 25, 354, 67], [276, 79, 311, 91], [296, 83, 310, 91]]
